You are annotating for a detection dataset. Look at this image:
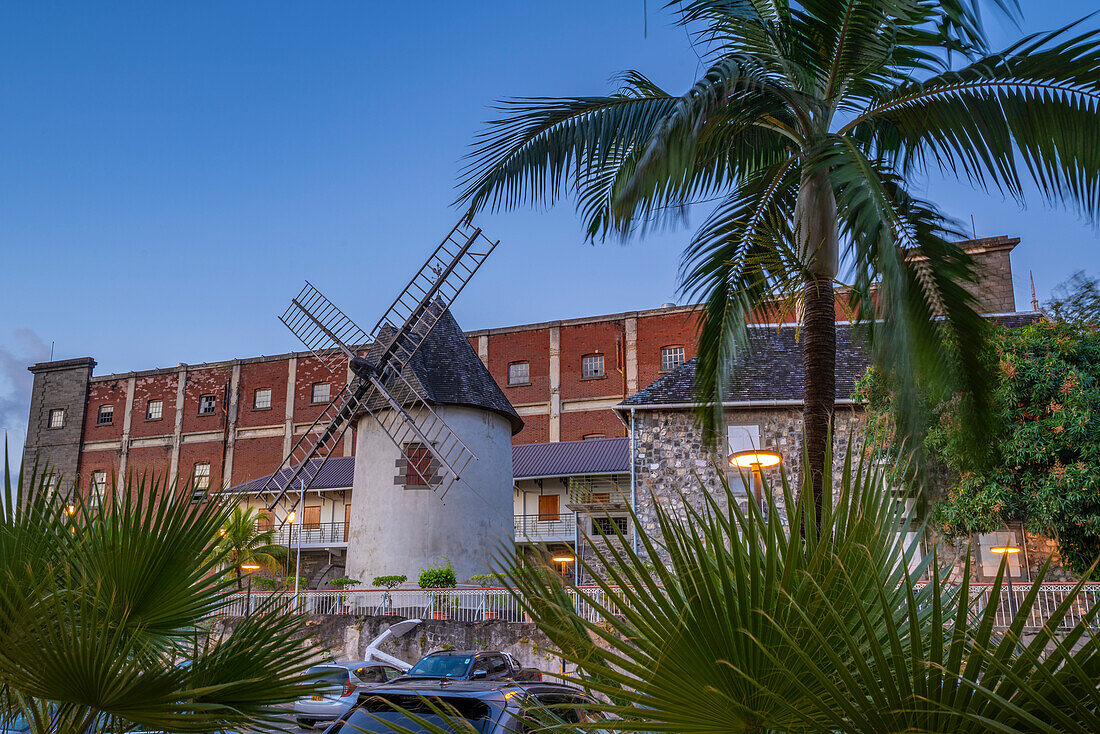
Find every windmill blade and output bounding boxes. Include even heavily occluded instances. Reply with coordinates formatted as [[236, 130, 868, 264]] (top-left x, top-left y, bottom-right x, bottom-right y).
[[260, 382, 362, 510], [281, 281, 371, 375], [360, 367, 476, 497], [368, 220, 497, 376]]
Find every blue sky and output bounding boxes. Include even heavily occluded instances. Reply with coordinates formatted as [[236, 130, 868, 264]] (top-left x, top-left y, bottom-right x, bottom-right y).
[[1, 1, 1098, 459]]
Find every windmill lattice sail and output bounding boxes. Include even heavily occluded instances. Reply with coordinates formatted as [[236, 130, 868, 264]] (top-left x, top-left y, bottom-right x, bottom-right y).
[[259, 219, 498, 510]]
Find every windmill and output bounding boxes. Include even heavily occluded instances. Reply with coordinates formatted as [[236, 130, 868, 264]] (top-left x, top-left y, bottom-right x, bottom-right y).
[[258, 220, 499, 515]]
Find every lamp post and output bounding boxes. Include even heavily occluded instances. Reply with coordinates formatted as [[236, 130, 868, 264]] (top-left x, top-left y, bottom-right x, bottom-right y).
[[729, 449, 783, 516], [241, 562, 261, 617], [284, 509, 296, 579], [552, 554, 575, 579]]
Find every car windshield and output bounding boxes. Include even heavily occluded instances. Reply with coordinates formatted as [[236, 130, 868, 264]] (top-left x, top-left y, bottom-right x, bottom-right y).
[[1, 714, 27, 731], [406, 655, 472, 678], [330, 695, 495, 734], [306, 666, 350, 685]]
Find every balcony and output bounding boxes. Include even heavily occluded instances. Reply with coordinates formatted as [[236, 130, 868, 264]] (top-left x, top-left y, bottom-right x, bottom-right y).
[[267, 522, 348, 549], [514, 513, 575, 543]]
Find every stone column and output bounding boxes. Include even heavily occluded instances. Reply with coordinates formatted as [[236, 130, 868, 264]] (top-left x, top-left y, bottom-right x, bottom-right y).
[[117, 376, 136, 483], [222, 363, 241, 488], [549, 326, 561, 442], [624, 317, 638, 394], [283, 357, 297, 458], [168, 365, 186, 482]]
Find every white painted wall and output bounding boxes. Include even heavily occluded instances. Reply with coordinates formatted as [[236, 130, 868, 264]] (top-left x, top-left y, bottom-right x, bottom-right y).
[[345, 405, 514, 584]]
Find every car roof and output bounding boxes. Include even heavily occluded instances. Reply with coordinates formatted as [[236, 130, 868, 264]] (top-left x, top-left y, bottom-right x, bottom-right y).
[[316, 660, 390, 671], [359, 679, 585, 699], [424, 650, 503, 657]]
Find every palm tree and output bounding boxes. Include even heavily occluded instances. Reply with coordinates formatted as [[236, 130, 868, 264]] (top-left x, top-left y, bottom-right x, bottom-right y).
[[500, 445, 1100, 732], [457, 0, 1100, 519], [0, 460, 319, 733], [214, 506, 287, 590]]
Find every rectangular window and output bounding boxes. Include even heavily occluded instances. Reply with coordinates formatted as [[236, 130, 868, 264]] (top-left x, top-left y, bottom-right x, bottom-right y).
[[191, 463, 210, 503], [146, 400, 163, 421], [582, 353, 604, 379], [661, 346, 685, 372], [253, 388, 272, 410], [302, 506, 321, 529], [48, 408, 65, 429], [90, 471, 107, 506], [198, 395, 217, 415], [537, 494, 559, 521], [582, 434, 606, 440], [43, 474, 59, 502], [97, 405, 114, 425], [592, 516, 629, 536], [311, 382, 331, 404], [507, 362, 529, 386], [402, 443, 433, 487]]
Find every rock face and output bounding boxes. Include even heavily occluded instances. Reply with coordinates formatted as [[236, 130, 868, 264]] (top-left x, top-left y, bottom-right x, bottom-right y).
[[345, 405, 514, 584]]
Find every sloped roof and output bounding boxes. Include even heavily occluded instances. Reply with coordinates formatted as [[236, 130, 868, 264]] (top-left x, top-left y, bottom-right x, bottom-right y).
[[226, 437, 630, 494], [619, 313, 1045, 409], [365, 306, 523, 434], [512, 437, 629, 479]]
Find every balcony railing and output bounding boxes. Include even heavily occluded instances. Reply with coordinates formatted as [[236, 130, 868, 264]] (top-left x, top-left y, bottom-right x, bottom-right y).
[[514, 513, 575, 542], [265, 522, 348, 548]]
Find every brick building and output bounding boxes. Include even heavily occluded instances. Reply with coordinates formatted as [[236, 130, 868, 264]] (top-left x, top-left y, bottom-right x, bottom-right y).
[[21, 235, 1020, 502]]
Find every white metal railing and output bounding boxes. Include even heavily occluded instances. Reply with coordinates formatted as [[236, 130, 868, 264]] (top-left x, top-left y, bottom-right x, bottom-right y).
[[514, 513, 575, 540], [217, 583, 1100, 631], [264, 522, 348, 547]]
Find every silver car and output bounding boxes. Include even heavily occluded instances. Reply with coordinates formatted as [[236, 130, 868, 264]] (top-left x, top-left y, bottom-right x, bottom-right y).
[[294, 661, 403, 729]]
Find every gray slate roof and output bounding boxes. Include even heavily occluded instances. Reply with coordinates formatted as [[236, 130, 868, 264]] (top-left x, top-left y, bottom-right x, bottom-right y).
[[367, 306, 523, 434], [619, 313, 1045, 408], [512, 437, 629, 479], [227, 437, 629, 493]]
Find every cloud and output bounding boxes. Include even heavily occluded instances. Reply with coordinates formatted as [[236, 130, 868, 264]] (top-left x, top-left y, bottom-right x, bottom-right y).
[[0, 329, 51, 460]]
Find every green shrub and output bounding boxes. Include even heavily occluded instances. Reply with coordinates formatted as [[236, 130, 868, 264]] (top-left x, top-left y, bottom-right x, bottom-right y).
[[254, 577, 279, 591], [328, 577, 361, 590], [418, 558, 457, 589], [372, 574, 407, 589], [467, 573, 500, 588], [283, 576, 308, 589]]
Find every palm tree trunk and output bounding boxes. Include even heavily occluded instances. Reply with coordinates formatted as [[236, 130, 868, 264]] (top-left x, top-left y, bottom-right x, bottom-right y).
[[795, 173, 839, 529]]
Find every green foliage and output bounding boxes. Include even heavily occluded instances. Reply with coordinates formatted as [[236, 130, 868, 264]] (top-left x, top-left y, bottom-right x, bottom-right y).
[[864, 321, 1100, 576], [213, 506, 287, 590], [417, 558, 457, 589], [1048, 270, 1100, 325], [283, 576, 308, 589], [467, 573, 499, 588], [253, 577, 279, 591], [372, 574, 407, 589], [327, 577, 361, 590], [0, 457, 321, 732], [493, 440, 1100, 733]]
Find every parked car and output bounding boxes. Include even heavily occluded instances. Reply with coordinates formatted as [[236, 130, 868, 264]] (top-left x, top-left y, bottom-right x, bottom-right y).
[[321, 679, 607, 734], [294, 661, 404, 729], [397, 650, 542, 683]]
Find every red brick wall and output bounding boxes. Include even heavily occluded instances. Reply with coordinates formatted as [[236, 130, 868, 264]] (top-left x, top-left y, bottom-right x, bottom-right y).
[[84, 380, 126, 441], [231, 435, 286, 485], [560, 410, 627, 442], [560, 321, 626, 401], [512, 413, 548, 444], [125, 445, 174, 488], [237, 361, 288, 429], [487, 329, 550, 406], [293, 356, 347, 425], [179, 442, 225, 497], [636, 311, 701, 393], [130, 374, 178, 439], [79, 450, 120, 497], [181, 366, 232, 435]]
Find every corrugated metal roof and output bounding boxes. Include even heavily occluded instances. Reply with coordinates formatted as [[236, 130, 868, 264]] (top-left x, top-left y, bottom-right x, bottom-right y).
[[512, 437, 629, 479], [226, 436, 631, 493]]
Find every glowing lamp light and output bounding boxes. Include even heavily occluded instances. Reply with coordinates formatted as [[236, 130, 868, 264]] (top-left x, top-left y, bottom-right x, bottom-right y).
[[287, 510, 296, 525], [240, 563, 261, 572], [728, 449, 782, 469], [66, 505, 77, 517], [990, 546, 1021, 555], [551, 555, 575, 564]]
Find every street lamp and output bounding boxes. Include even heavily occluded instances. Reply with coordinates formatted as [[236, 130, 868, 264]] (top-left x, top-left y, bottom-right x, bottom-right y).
[[241, 562, 261, 617], [990, 544, 1022, 622], [552, 554, 575, 578], [729, 449, 783, 513]]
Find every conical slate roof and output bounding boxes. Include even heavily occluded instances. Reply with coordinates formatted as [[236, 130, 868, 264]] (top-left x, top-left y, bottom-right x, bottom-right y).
[[365, 306, 523, 435]]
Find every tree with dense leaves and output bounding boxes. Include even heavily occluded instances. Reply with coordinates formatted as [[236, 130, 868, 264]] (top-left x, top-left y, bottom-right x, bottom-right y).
[[213, 505, 287, 590], [457, 0, 1100, 521]]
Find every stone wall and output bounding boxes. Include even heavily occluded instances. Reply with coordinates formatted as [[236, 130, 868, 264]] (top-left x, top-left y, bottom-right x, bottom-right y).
[[212, 614, 568, 674], [22, 358, 96, 493]]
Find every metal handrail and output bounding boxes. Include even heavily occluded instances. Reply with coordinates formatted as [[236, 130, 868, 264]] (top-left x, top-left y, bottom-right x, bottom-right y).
[[263, 521, 348, 546], [514, 513, 574, 537]]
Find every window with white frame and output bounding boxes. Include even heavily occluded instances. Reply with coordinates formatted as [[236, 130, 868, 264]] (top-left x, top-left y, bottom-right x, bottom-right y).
[[43, 474, 59, 502], [507, 362, 529, 386], [661, 346, 685, 372], [97, 404, 114, 425], [581, 353, 604, 379], [253, 388, 272, 410], [191, 463, 211, 502], [146, 400, 163, 420], [583, 433, 606, 440], [592, 516, 629, 536], [48, 408, 65, 429], [90, 471, 107, 506], [311, 382, 330, 404], [198, 394, 217, 415]]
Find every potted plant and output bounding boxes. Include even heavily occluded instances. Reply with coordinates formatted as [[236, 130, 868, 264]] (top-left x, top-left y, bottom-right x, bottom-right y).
[[418, 558, 457, 620], [328, 577, 361, 614], [469, 573, 506, 620], [372, 574, 407, 616]]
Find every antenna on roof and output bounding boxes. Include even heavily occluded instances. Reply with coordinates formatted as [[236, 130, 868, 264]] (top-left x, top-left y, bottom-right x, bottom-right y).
[[1030, 271, 1040, 311], [49, 341, 54, 361], [970, 214, 977, 239]]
